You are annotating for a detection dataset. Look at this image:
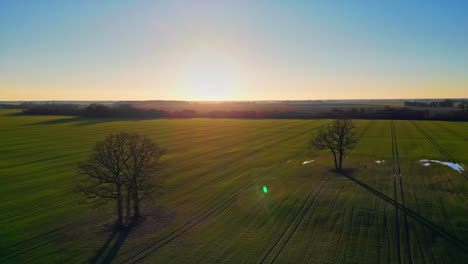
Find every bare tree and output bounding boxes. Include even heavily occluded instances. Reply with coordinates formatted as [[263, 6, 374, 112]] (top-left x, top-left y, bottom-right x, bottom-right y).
[[311, 119, 356, 171], [77, 132, 165, 225], [124, 134, 165, 218], [77, 133, 132, 226]]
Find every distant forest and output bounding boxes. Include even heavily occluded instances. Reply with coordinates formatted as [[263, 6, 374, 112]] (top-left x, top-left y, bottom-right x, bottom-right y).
[[3, 101, 468, 121], [403, 99, 455, 107]]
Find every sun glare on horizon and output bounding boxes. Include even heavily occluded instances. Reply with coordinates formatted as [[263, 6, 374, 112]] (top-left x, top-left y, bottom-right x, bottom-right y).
[[176, 50, 247, 101]]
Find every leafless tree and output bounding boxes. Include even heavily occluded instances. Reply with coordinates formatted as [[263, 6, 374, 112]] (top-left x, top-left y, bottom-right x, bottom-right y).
[[124, 134, 165, 218], [77, 133, 132, 226], [311, 119, 356, 171], [77, 132, 165, 225]]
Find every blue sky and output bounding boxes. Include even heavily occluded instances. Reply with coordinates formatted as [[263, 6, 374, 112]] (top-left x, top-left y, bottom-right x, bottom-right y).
[[1, 0, 467, 100]]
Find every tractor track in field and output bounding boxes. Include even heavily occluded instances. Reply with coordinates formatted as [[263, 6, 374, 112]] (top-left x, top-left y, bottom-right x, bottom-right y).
[[1, 233, 64, 262], [164, 120, 315, 164], [0, 194, 81, 224], [259, 176, 329, 264], [410, 121, 466, 179], [333, 206, 354, 263], [331, 120, 374, 263], [390, 120, 402, 264], [341, 171, 468, 253], [258, 120, 374, 264], [1, 122, 326, 261], [163, 122, 330, 201], [411, 121, 456, 162], [0, 214, 114, 262], [117, 145, 313, 264], [164, 121, 326, 194], [432, 122, 468, 141], [391, 120, 413, 264], [345, 120, 375, 156], [0, 122, 325, 262], [1, 121, 324, 225]]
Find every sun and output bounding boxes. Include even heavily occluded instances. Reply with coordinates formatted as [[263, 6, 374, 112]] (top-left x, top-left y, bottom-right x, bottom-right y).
[[177, 50, 244, 101]]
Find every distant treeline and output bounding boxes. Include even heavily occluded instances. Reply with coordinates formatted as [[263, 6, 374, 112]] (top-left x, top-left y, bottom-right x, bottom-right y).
[[14, 103, 468, 121], [0, 103, 28, 109], [314, 107, 468, 121], [21, 104, 170, 118], [404, 99, 454, 108]]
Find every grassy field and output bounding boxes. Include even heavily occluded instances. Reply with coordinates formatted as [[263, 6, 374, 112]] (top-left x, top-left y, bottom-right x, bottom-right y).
[[0, 109, 467, 264]]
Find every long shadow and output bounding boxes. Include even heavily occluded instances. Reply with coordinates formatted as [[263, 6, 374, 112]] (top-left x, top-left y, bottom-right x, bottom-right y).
[[340, 170, 468, 252], [90, 219, 140, 264], [101, 227, 131, 264], [89, 230, 119, 264]]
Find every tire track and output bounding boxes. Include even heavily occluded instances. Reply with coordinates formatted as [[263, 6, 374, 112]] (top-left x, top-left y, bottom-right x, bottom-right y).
[[392, 120, 413, 264], [0, 194, 81, 224], [432, 122, 468, 141], [1, 122, 326, 261], [411, 121, 455, 162], [341, 173, 468, 252], [391, 120, 402, 263], [164, 121, 326, 194], [1, 121, 324, 224], [259, 176, 329, 264], [0, 214, 114, 262], [117, 146, 312, 264], [259, 119, 373, 264], [411, 120, 466, 179], [345, 120, 374, 156]]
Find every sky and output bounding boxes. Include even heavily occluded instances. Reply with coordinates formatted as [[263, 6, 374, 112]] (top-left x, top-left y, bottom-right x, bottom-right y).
[[1, 0, 467, 101]]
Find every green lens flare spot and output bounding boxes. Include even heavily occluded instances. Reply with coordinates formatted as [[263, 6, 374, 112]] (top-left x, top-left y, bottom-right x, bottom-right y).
[[262, 186, 268, 193]]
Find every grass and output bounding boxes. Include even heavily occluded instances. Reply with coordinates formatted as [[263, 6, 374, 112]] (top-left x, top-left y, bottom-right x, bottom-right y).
[[0, 110, 466, 263]]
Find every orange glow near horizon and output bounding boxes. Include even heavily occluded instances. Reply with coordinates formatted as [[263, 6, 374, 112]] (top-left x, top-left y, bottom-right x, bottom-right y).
[[175, 49, 247, 101]]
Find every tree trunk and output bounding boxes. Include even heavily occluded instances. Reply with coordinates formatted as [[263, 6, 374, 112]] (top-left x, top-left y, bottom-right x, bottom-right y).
[[116, 185, 124, 226], [133, 190, 141, 218], [126, 189, 131, 224], [332, 152, 338, 170], [338, 152, 343, 171]]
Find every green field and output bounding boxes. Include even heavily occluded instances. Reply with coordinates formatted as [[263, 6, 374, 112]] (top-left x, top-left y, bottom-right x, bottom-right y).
[[0, 109, 467, 264]]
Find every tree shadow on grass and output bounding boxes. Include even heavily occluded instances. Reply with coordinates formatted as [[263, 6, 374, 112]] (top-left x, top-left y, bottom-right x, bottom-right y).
[[89, 229, 118, 264], [338, 168, 468, 252], [88, 208, 175, 264], [89, 220, 138, 264]]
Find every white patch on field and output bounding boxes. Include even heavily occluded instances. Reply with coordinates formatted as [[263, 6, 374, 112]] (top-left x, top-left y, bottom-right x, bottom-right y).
[[374, 160, 385, 164], [287, 160, 292, 163], [422, 163, 431, 167], [419, 159, 464, 173], [302, 160, 314, 165]]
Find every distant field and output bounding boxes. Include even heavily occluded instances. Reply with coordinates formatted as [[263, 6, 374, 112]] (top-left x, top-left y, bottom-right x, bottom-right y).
[[0, 109, 467, 264]]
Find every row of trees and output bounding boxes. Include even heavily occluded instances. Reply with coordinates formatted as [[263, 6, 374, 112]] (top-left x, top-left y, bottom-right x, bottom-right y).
[[21, 103, 468, 121], [404, 99, 454, 108], [78, 133, 165, 226]]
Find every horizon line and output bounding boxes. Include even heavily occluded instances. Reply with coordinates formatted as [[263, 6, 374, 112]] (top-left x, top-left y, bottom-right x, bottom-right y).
[[1, 97, 467, 103]]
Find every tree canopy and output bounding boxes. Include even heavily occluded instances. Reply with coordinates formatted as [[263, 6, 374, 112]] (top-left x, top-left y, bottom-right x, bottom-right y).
[[311, 119, 356, 171]]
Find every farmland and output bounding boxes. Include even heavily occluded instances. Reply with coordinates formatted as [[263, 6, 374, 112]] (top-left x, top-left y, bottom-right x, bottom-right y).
[[0, 109, 467, 264]]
